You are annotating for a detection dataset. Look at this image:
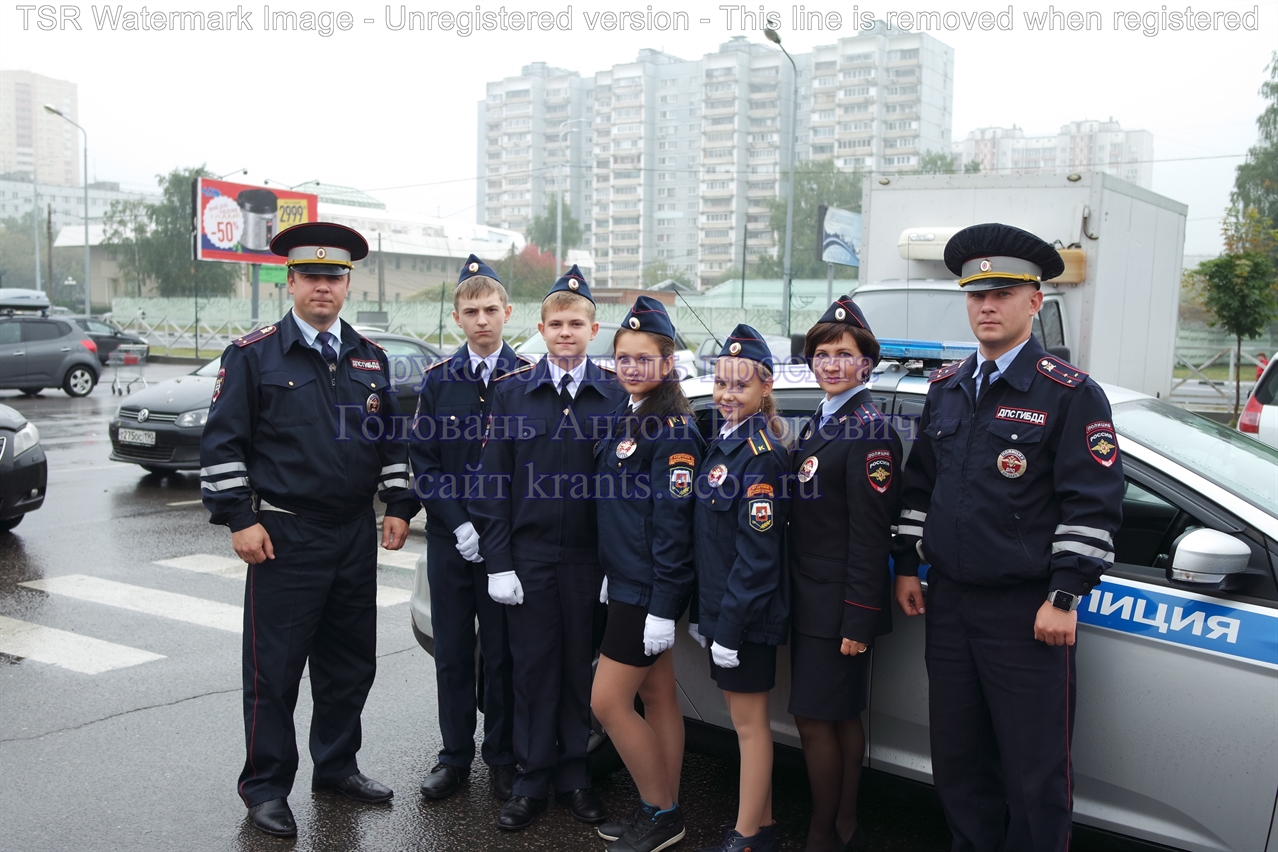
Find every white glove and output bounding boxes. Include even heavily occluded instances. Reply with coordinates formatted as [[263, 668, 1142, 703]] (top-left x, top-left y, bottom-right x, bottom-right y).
[[453, 522, 482, 563], [710, 642, 739, 669], [599, 576, 609, 604], [487, 571, 524, 605], [687, 622, 708, 648], [643, 615, 676, 656]]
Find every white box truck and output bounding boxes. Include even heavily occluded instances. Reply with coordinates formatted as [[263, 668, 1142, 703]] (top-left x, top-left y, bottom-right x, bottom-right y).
[[855, 172, 1187, 400]]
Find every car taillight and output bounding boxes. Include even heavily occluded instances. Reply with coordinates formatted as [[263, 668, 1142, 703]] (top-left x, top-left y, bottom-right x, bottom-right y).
[[80, 338, 97, 353], [1239, 394, 1263, 434]]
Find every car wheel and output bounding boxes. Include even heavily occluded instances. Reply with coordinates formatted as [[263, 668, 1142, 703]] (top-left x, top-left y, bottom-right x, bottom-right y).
[[18, 387, 42, 397], [62, 366, 97, 397], [0, 516, 23, 532]]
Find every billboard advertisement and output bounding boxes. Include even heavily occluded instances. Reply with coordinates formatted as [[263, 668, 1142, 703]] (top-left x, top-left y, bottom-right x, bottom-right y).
[[817, 204, 862, 268], [194, 178, 318, 264]]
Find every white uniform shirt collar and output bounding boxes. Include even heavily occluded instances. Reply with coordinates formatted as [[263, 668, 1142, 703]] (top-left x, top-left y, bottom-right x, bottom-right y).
[[467, 346, 501, 380], [546, 358, 587, 398], [291, 310, 343, 354], [719, 418, 746, 440], [974, 337, 1030, 387], [820, 385, 861, 424]]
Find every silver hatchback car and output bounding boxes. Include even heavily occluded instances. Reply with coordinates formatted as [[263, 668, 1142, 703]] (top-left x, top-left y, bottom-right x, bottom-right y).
[[411, 350, 1278, 852]]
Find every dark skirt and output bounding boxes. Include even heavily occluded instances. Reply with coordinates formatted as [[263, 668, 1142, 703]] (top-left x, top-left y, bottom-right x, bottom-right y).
[[788, 631, 871, 721], [709, 641, 777, 694], [599, 599, 658, 668]]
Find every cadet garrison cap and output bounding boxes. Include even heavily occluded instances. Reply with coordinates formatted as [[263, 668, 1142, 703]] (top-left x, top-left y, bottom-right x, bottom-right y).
[[719, 323, 774, 371], [944, 223, 1065, 291], [544, 264, 594, 304], [270, 222, 369, 276], [457, 253, 501, 285], [817, 295, 872, 333], [621, 295, 676, 339]]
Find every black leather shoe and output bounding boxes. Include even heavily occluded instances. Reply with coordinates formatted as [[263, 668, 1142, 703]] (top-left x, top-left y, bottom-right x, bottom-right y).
[[247, 797, 296, 837], [314, 772, 394, 803], [561, 787, 607, 824], [842, 825, 868, 852], [489, 763, 517, 801], [420, 763, 468, 800], [497, 795, 547, 831]]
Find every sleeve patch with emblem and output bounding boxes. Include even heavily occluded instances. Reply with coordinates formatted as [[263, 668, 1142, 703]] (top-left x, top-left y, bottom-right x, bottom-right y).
[[669, 465, 692, 497], [746, 482, 774, 498], [866, 449, 893, 493], [211, 367, 226, 404], [749, 499, 774, 531], [1086, 421, 1119, 467]]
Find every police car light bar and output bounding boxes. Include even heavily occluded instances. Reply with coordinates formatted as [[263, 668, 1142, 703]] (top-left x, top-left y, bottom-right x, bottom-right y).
[[877, 338, 977, 363]]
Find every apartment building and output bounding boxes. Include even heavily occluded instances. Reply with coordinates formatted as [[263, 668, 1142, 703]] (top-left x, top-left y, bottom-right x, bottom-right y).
[[0, 70, 80, 187], [956, 119, 1154, 189]]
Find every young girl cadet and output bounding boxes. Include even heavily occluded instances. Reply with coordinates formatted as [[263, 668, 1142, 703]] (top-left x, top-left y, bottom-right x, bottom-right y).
[[690, 324, 789, 852], [591, 296, 703, 852], [788, 298, 902, 852]]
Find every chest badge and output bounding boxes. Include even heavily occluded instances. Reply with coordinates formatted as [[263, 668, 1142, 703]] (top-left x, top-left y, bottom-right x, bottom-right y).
[[707, 463, 728, 489], [616, 439, 636, 459], [366, 393, 381, 414], [997, 448, 1027, 478], [797, 456, 818, 483]]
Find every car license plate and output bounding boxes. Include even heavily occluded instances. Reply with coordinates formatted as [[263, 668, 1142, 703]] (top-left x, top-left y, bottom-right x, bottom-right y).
[[118, 428, 156, 446]]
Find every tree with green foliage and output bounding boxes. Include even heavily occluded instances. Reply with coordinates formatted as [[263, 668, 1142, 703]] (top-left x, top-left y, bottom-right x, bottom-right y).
[[640, 260, 694, 290], [492, 242, 558, 301], [525, 195, 581, 255], [1190, 207, 1278, 419], [1232, 51, 1278, 267], [0, 210, 76, 296], [101, 165, 237, 298], [914, 150, 982, 175], [754, 159, 862, 280]]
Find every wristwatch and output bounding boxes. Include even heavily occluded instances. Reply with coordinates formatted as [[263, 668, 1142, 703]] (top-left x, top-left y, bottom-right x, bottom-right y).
[[1047, 589, 1080, 612]]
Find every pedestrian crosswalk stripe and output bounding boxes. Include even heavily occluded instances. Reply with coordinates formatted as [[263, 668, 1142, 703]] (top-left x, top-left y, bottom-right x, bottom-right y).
[[153, 556, 414, 608], [377, 549, 424, 571], [20, 575, 243, 633], [0, 614, 165, 674]]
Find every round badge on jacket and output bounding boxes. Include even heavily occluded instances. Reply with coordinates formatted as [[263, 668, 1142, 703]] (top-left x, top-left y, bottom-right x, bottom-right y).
[[616, 439, 636, 459], [797, 456, 818, 482], [997, 448, 1027, 478], [366, 393, 380, 414], [707, 463, 728, 488]]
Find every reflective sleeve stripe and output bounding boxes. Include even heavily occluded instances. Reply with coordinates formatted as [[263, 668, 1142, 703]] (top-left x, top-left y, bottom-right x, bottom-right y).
[[380, 478, 410, 490], [1052, 540, 1114, 562], [200, 462, 247, 477], [897, 524, 924, 538], [201, 477, 250, 492], [1055, 524, 1114, 545], [900, 509, 927, 522], [379, 464, 409, 476]]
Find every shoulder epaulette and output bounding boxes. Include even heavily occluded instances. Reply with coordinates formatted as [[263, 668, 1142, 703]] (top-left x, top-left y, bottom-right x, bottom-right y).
[[748, 428, 774, 456], [422, 359, 450, 375], [360, 335, 385, 351], [495, 363, 536, 381], [666, 415, 689, 428], [928, 361, 963, 383], [596, 363, 616, 373], [516, 354, 537, 366], [853, 402, 884, 424], [233, 324, 277, 347], [1036, 356, 1087, 388]]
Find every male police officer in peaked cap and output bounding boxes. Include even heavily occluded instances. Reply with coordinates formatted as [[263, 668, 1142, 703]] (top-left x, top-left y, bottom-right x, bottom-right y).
[[200, 222, 420, 838], [891, 223, 1123, 852]]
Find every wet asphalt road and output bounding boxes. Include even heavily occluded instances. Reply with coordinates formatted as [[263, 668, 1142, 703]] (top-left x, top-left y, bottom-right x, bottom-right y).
[[0, 363, 1142, 852]]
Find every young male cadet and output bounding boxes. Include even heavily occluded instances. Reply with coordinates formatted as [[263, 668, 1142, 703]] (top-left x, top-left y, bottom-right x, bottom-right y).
[[470, 265, 628, 831], [200, 222, 418, 838], [891, 223, 1124, 852], [410, 255, 529, 802]]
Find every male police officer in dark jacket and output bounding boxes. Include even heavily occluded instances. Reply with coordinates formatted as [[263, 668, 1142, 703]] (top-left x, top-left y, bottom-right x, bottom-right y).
[[892, 224, 1124, 852], [200, 223, 419, 838], [411, 255, 528, 802]]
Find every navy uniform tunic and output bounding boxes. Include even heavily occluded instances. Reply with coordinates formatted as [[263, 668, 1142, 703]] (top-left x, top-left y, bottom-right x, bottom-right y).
[[408, 342, 530, 773], [470, 356, 627, 798], [593, 405, 703, 620], [692, 412, 790, 651], [200, 314, 418, 808], [892, 335, 1123, 852]]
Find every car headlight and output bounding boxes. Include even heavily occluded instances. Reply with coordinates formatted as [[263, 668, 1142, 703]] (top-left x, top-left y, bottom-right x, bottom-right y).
[[12, 422, 39, 457], [175, 408, 209, 428]]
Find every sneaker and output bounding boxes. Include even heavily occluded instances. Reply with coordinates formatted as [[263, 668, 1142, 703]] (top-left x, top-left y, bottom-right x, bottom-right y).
[[697, 829, 761, 852], [599, 803, 651, 842], [757, 822, 779, 852], [608, 804, 686, 852]]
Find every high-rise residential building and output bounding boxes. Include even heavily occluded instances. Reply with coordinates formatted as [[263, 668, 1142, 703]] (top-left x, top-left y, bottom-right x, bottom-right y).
[[479, 22, 954, 289], [955, 119, 1154, 189], [0, 70, 80, 187]]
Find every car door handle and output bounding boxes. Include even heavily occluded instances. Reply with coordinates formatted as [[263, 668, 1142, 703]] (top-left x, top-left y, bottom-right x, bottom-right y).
[[10, 351, 23, 356], [60, 347, 71, 352]]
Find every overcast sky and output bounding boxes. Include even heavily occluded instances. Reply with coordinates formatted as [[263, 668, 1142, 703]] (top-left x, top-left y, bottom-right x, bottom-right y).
[[5, 0, 1275, 255]]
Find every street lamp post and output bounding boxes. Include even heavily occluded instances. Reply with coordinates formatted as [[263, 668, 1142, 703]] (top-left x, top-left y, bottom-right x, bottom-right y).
[[763, 28, 797, 336], [43, 105, 90, 316], [555, 119, 585, 275]]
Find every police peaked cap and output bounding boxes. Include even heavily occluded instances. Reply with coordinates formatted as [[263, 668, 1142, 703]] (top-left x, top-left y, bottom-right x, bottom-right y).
[[621, 295, 676, 340], [457, 253, 501, 286], [270, 222, 368, 275], [816, 295, 872, 334], [545, 264, 594, 304], [944, 223, 1064, 291], [719, 323, 774, 371]]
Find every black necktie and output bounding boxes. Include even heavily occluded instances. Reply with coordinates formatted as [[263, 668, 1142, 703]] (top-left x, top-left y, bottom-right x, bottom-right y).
[[317, 331, 338, 370], [558, 373, 573, 409], [975, 359, 998, 407]]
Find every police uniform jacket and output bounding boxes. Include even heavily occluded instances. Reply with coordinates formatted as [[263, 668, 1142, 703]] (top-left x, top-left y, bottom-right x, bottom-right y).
[[200, 315, 419, 530], [471, 357, 628, 575], [594, 403, 704, 620], [892, 336, 1123, 596], [409, 343, 530, 538], [693, 412, 790, 650], [790, 388, 902, 644]]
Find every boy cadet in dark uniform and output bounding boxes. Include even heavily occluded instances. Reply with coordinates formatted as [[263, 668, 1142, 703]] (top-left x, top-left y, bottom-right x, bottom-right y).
[[411, 255, 528, 802], [200, 222, 419, 838], [891, 224, 1124, 852], [470, 266, 628, 831]]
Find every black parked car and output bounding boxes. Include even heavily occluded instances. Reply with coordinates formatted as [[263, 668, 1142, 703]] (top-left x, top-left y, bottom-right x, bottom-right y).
[[0, 403, 47, 531], [73, 317, 148, 366], [109, 331, 443, 472]]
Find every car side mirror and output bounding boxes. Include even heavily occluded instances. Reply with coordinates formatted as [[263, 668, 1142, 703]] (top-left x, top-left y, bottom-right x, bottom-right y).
[[1166, 528, 1250, 587]]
